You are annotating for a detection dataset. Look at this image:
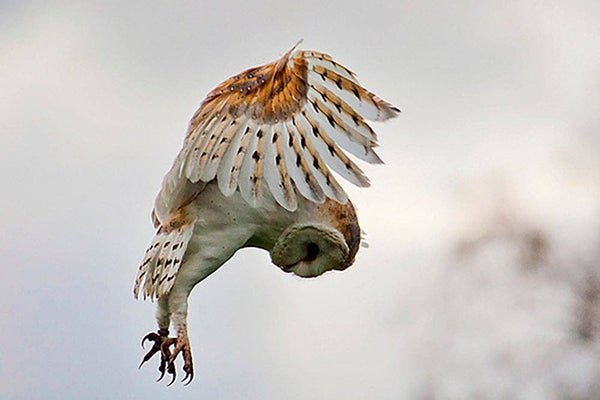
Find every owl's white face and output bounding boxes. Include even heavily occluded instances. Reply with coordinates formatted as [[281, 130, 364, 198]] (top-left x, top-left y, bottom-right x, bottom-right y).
[[270, 223, 351, 278]]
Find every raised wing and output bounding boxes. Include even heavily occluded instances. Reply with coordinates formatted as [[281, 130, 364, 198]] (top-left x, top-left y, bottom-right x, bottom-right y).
[[154, 45, 399, 222]]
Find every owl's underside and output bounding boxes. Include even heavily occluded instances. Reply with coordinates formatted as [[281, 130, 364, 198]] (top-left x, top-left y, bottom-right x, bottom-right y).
[[134, 44, 399, 384]]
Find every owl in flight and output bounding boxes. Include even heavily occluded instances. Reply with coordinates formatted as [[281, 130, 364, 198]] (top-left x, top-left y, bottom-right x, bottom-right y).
[[133, 44, 399, 385]]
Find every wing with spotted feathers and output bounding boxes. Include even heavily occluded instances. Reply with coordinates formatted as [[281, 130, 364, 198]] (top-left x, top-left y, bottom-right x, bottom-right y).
[[154, 45, 399, 219]]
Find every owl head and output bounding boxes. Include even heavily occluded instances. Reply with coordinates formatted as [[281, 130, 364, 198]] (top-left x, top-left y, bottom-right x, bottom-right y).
[[270, 222, 359, 278]]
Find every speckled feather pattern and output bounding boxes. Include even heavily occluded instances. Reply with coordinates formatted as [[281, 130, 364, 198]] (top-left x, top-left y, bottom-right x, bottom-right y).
[[152, 46, 399, 220]]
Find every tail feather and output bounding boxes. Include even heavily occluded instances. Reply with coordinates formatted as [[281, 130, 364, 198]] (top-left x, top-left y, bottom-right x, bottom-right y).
[[133, 223, 194, 300]]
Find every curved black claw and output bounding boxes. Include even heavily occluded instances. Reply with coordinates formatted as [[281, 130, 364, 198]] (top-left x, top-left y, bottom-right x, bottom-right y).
[[171, 341, 194, 385], [182, 368, 194, 386], [141, 332, 159, 349], [138, 330, 171, 372], [157, 360, 176, 384], [167, 370, 177, 386], [160, 338, 177, 385], [139, 333, 164, 369]]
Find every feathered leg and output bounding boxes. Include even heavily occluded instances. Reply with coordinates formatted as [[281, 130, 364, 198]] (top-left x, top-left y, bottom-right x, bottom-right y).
[[138, 214, 253, 385], [165, 288, 194, 385], [139, 281, 196, 385]]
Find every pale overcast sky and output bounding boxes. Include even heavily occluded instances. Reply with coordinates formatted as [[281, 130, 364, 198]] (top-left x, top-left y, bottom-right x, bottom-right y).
[[1, 1, 599, 399]]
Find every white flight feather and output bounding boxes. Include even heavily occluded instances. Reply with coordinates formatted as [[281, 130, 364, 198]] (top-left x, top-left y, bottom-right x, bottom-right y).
[[283, 120, 328, 202], [304, 52, 359, 83], [307, 82, 377, 142], [217, 118, 251, 196], [263, 123, 298, 211], [303, 94, 381, 164], [184, 115, 220, 182], [280, 121, 324, 203], [306, 65, 389, 122], [201, 116, 241, 182], [237, 123, 261, 205], [293, 112, 369, 189]]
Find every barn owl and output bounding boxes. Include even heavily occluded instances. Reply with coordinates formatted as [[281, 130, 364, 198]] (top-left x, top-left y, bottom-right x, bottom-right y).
[[133, 43, 399, 385]]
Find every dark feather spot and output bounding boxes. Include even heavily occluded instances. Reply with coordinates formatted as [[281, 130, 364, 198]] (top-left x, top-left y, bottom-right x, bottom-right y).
[[257, 129, 264, 138], [252, 150, 260, 161], [163, 241, 170, 248], [296, 154, 302, 167], [318, 90, 327, 102], [335, 78, 343, 90], [312, 126, 319, 137], [326, 114, 335, 127], [272, 132, 278, 143], [275, 154, 282, 165], [327, 145, 335, 156], [312, 158, 319, 169], [237, 146, 245, 154], [165, 259, 173, 267], [301, 136, 307, 148], [352, 87, 360, 100], [311, 101, 318, 112]]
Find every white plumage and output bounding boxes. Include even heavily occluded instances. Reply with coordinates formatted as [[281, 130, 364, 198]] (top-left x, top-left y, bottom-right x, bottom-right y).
[[134, 45, 399, 385]]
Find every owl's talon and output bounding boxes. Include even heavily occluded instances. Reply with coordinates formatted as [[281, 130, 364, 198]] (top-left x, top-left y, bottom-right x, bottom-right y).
[[156, 367, 166, 382], [139, 332, 164, 368], [139, 331, 191, 385], [166, 370, 177, 386], [182, 368, 194, 385], [182, 350, 194, 385], [166, 335, 194, 385], [141, 332, 159, 349]]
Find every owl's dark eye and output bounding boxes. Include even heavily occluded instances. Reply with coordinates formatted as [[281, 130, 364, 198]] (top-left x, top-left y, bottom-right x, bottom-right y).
[[305, 242, 320, 262]]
